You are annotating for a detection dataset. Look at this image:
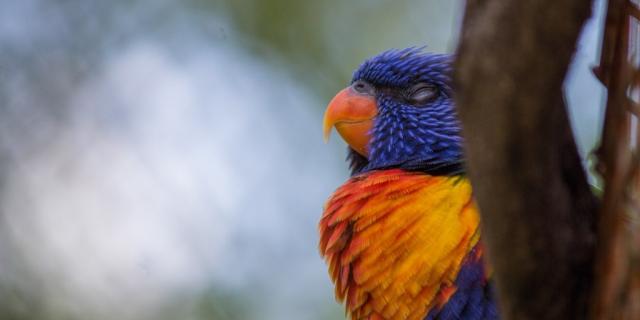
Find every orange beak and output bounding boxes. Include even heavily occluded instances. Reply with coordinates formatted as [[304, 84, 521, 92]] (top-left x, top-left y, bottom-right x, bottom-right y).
[[323, 87, 377, 157]]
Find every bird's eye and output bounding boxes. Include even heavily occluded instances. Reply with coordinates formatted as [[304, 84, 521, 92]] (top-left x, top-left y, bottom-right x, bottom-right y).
[[408, 83, 438, 105], [351, 80, 375, 95]]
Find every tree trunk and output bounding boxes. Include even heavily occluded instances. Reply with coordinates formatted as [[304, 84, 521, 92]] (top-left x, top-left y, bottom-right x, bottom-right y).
[[453, 1, 599, 319]]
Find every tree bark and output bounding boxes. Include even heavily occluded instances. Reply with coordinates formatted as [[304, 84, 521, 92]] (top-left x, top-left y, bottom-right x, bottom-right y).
[[454, 1, 599, 319]]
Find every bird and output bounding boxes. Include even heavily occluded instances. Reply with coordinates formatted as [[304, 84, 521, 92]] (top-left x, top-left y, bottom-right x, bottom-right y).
[[319, 48, 498, 320]]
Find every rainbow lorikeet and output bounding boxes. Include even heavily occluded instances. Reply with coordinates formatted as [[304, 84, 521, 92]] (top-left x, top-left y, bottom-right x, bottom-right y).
[[320, 48, 498, 320]]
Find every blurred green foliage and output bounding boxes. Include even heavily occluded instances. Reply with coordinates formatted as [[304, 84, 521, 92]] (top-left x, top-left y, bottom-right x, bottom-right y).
[[196, 0, 458, 97]]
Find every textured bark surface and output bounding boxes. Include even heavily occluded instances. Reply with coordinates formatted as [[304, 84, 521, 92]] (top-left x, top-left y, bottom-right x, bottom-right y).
[[454, 1, 599, 319]]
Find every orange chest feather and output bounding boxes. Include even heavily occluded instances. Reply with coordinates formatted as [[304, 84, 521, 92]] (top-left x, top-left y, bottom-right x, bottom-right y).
[[319, 169, 481, 320]]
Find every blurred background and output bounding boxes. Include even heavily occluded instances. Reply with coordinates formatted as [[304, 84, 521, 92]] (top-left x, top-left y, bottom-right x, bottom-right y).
[[0, 1, 605, 319]]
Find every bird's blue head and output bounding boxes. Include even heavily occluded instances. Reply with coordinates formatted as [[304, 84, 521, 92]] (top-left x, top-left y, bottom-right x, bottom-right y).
[[323, 48, 463, 175]]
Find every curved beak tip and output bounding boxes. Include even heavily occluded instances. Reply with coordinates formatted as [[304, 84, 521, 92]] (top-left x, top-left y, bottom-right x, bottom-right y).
[[322, 118, 333, 143], [321, 87, 377, 156]]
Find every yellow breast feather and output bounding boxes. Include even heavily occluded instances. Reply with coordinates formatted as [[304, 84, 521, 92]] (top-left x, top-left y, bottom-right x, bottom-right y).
[[319, 169, 480, 320]]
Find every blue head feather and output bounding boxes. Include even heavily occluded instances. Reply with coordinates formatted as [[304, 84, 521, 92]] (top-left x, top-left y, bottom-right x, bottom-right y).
[[347, 48, 463, 175]]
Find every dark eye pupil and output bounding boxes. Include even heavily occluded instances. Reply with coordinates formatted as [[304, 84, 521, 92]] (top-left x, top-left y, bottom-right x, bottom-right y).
[[352, 81, 374, 95]]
